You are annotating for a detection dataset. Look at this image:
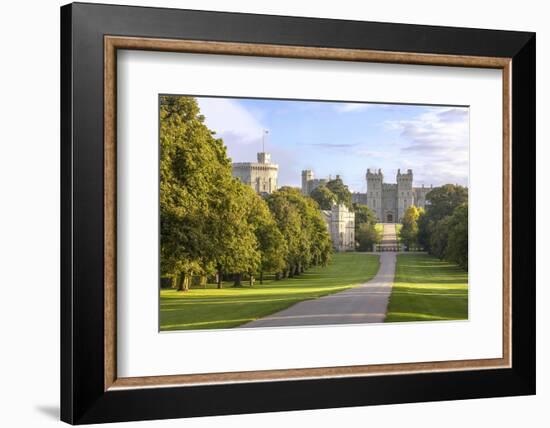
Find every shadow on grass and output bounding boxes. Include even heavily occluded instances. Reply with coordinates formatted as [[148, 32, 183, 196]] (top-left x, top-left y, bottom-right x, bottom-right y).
[[385, 253, 468, 323], [160, 253, 380, 331]]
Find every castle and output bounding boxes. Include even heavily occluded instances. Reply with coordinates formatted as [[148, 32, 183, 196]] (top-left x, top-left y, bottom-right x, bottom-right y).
[[302, 168, 431, 223], [232, 152, 279, 194], [352, 169, 431, 223], [232, 155, 354, 251], [232, 156, 429, 249], [301, 170, 327, 196]]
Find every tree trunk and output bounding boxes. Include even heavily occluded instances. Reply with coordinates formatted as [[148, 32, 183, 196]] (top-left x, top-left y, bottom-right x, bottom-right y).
[[249, 275, 254, 287], [217, 269, 223, 289], [260, 271, 264, 284], [233, 273, 242, 287], [275, 272, 281, 281], [177, 272, 190, 292], [199, 275, 207, 288]]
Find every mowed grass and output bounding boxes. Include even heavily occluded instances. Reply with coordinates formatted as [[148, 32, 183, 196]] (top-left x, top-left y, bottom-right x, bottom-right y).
[[160, 253, 380, 331], [385, 253, 468, 322]]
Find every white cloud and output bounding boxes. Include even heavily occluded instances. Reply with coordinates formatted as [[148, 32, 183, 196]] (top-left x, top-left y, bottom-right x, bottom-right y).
[[197, 97, 265, 144], [195, 98, 299, 182], [334, 103, 373, 113], [385, 107, 469, 186]]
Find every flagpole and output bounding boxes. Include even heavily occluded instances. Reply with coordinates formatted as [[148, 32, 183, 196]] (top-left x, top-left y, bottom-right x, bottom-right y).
[[262, 129, 268, 152]]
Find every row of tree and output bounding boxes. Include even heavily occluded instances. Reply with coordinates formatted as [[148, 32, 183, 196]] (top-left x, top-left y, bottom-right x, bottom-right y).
[[400, 184, 469, 270], [160, 96, 333, 291]]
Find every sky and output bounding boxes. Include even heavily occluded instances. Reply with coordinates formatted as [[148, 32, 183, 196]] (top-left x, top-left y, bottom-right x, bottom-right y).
[[195, 96, 469, 193]]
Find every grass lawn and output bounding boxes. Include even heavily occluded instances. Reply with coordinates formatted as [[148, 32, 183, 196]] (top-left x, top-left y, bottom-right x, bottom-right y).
[[385, 253, 468, 322], [160, 253, 380, 331]]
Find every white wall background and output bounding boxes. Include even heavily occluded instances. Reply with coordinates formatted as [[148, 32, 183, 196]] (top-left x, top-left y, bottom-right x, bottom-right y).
[[0, 0, 545, 427]]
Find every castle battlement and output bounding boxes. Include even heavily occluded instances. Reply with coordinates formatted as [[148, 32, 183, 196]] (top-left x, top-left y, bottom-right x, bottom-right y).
[[232, 152, 278, 194], [358, 169, 431, 223]]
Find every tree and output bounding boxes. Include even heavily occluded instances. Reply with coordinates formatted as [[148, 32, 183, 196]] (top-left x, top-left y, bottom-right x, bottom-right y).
[[160, 95, 228, 290], [353, 204, 377, 227], [214, 180, 261, 287], [445, 203, 468, 269], [425, 184, 468, 222], [241, 185, 287, 284], [309, 185, 336, 210], [266, 187, 332, 277], [400, 205, 423, 249], [325, 177, 352, 208], [418, 184, 468, 253], [353, 204, 379, 250], [356, 223, 381, 251], [430, 216, 451, 259], [160, 95, 261, 290]]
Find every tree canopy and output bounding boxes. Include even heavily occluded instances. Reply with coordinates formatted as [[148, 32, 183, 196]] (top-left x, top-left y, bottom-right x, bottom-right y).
[[266, 187, 332, 276], [309, 184, 336, 210], [400, 205, 423, 248], [325, 177, 352, 208], [160, 95, 334, 289], [417, 184, 468, 270]]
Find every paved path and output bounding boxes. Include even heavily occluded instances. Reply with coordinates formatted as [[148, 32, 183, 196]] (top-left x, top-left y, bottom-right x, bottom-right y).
[[241, 235, 397, 328]]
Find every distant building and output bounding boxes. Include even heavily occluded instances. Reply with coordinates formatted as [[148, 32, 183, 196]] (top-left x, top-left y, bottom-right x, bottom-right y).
[[301, 170, 328, 195], [321, 203, 355, 252], [232, 152, 278, 194], [352, 169, 432, 223]]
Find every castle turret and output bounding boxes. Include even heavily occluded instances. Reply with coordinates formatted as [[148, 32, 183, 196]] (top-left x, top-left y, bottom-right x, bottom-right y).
[[366, 169, 383, 221], [257, 152, 271, 164], [397, 169, 413, 221], [232, 152, 278, 194], [302, 170, 314, 195]]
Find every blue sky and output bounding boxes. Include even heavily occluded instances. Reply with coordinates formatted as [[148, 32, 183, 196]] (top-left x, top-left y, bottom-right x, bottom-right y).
[[196, 96, 469, 192]]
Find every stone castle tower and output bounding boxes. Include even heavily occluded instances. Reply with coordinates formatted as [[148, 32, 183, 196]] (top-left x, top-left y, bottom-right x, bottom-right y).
[[366, 169, 384, 220], [397, 169, 413, 221], [232, 152, 279, 194], [357, 169, 431, 223], [301, 169, 328, 195]]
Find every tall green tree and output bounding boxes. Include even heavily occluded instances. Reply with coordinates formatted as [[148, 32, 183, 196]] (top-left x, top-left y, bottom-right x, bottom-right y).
[[309, 185, 336, 210], [400, 205, 423, 249], [424, 184, 468, 221], [325, 177, 352, 208], [266, 187, 332, 277], [445, 203, 468, 269], [418, 184, 468, 253], [353, 204, 380, 250], [353, 204, 377, 227], [241, 185, 287, 284], [356, 223, 381, 251], [160, 95, 260, 290], [160, 95, 227, 290]]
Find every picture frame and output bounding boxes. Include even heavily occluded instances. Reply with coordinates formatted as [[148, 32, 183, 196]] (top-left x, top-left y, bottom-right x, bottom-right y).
[[60, 2, 535, 424]]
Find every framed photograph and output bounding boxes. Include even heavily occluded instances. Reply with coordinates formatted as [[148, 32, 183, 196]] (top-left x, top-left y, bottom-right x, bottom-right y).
[[60, 2, 535, 424]]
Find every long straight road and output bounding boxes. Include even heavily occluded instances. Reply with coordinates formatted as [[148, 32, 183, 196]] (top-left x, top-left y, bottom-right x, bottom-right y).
[[241, 241, 396, 328]]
